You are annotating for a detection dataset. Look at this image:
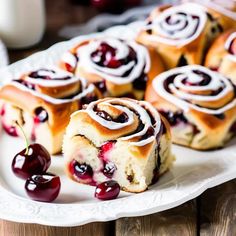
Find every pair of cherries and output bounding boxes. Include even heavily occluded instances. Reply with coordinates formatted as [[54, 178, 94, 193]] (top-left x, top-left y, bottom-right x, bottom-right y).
[[11, 123, 61, 202]]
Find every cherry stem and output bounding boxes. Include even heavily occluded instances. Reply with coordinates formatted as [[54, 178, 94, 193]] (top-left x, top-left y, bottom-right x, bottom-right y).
[[15, 121, 29, 155]]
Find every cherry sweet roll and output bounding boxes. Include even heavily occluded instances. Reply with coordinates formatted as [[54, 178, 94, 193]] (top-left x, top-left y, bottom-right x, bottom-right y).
[[63, 98, 174, 193], [205, 30, 236, 84], [145, 65, 236, 150], [60, 37, 164, 99], [181, 0, 236, 20], [0, 68, 101, 154], [136, 3, 233, 69]]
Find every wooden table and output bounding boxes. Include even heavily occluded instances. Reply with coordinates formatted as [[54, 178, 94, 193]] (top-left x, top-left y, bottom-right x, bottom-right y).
[[3, 1, 236, 235]]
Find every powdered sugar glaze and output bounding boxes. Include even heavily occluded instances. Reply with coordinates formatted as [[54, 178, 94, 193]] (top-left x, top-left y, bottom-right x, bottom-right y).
[[62, 37, 150, 85], [144, 3, 207, 47], [153, 65, 236, 114], [9, 67, 95, 105], [75, 98, 162, 147]]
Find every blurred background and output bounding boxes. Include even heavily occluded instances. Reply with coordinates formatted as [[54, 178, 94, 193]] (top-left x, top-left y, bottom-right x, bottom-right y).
[[0, 0, 234, 64], [1, 0, 177, 64]]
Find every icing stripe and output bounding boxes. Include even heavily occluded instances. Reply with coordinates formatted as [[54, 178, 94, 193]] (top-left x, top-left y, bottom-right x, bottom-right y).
[[8, 68, 95, 105], [153, 65, 236, 114], [225, 32, 236, 62], [76, 98, 162, 146], [143, 3, 207, 47], [61, 38, 150, 85]]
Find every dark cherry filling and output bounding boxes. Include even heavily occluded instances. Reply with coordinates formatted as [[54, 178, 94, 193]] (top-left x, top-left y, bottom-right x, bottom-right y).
[[81, 94, 98, 105], [69, 160, 94, 183], [34, 107, 48, 123], [91, 42, 137, 69], [159, 110, 199, 135], [29, 69, 70, 81], [151, 146, 161, 185], [132, 73, 147, 91], [140, 126, 155, 141], [230, 121, 236, 133], [96, 110, 128, 123], [159, 110, 187, 126], [103, 162, 116, 178], [99, 141, 116, 178], [177, 55, 188, 67], [14, 79, 35, 90], [91, 42, 120, 68], [229, 38, 236, 55], [94, 80, 107, 94], [183, 70, 211, 86], [214, 113, 225, 120]]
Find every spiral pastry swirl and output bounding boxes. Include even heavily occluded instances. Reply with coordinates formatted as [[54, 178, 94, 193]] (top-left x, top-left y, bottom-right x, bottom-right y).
[[62, 37, 150, 85], [64, 97, 173, 192], [11, 67, 96, 104], [77, 98, 162, 146], [144, 3, 207, 47], [225, 32, 236, 62], [153, 65, 236, 114]]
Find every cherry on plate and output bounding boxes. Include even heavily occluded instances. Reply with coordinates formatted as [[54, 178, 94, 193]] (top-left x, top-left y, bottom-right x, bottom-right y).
[[12, 143, 51, 179], [95, 180, 120, 200], [25, 173, 61, 202]]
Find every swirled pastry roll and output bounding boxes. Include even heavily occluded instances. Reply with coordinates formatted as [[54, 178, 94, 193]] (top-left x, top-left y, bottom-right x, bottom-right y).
[[205, 30, 236, 84], [136, 3, 233, 69], [145, 65, 236, 150], [60, 37, 164, 100], [63, 98, 174, 193], [0, 67, 101, 154], [181, 0, 236, 18]]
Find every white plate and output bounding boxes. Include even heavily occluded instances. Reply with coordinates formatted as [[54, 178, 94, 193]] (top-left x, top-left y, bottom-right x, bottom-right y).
[[0, 25, 236, 227]]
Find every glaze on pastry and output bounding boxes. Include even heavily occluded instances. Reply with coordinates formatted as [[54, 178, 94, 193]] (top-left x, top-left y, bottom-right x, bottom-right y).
[[60, 37, 164, 99], [145, 65, 236, 150], [136, 3, 231, 69], [63, 98, 174, 193], [0, 67, 101, 154], [205, 30, 236, 84]]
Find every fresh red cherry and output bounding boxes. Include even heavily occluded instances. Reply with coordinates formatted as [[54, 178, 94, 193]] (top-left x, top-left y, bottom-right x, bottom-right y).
[[125, 0, 141, 6], [95, 180, 120, 200], [91, 0, 123, 11], [12, 143, 51, 179], [25, 173, 61, 202]]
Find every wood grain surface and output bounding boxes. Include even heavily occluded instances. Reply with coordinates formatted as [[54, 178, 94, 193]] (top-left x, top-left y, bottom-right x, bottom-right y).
[[2, 0, 236, 235]]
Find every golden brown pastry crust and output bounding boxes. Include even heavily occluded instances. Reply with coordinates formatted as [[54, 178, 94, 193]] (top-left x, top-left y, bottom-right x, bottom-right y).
[[145, 65, 236, 150], [63, 98, 174, 192], [205, 29, 236, 83], [136, 3, 233, 69], [0, 69, 101, 154]]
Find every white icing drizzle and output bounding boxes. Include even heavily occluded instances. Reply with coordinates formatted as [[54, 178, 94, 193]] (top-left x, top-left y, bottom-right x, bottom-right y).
[[153, 65, 236, 114], [61, 52, 77, 71], [186, 0, 236, 20], [144, 3, 207, 47], [9, 70, 95, 105], [65, 37, 150, 85], [225, 32, 236, 62], [25, 67, 80, 87], [78, 98, 161, 146]]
